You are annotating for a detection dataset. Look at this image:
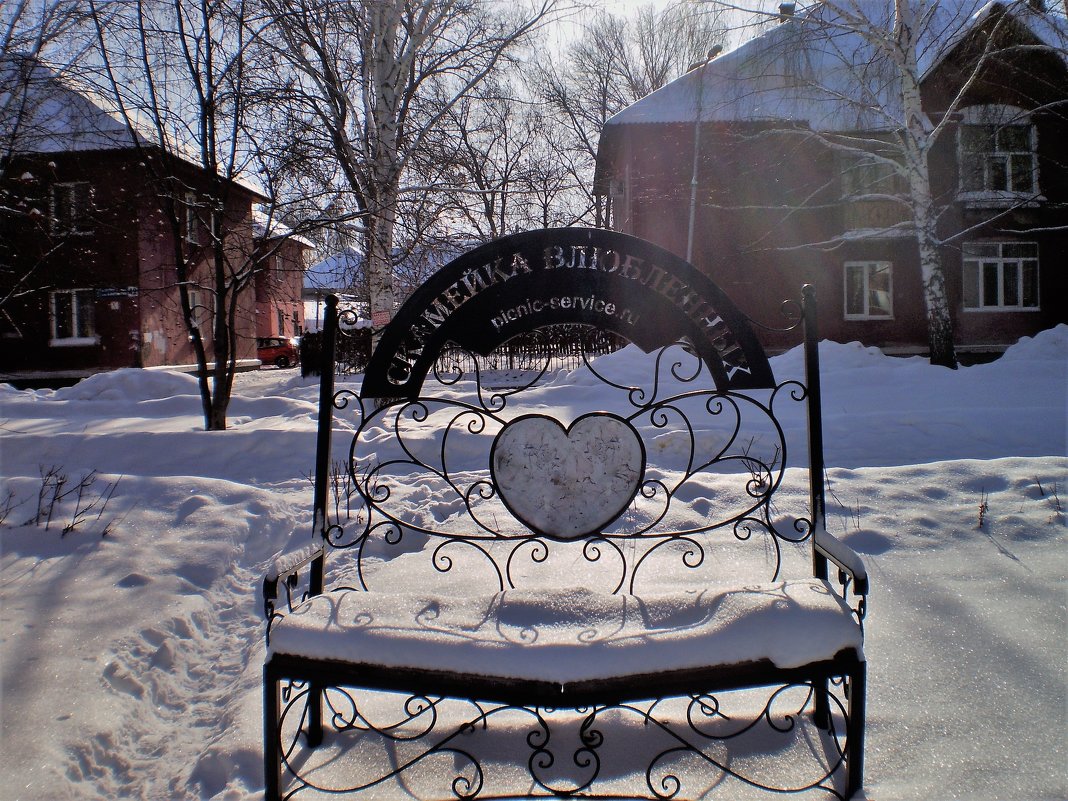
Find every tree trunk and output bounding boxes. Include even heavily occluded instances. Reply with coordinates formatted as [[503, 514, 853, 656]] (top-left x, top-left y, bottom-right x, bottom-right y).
[[366, 196, 396, 343], [906, 135, 957, 368], [207, 403, 228, 431], [896, 0, 957, 368], [917, 223, 957, 368], [207, 244, 231, 430]]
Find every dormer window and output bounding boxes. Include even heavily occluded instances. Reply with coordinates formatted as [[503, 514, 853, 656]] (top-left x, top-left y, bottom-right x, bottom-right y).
[[959, 105, 1037, 198]]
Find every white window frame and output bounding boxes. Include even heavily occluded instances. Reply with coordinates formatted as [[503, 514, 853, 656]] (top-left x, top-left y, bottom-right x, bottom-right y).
[[608, 165, 631, 229], [210, 205, 221, 242], [184, 191, 199, 244], [962, 241, 1040, 312], [49, 288, 97, 345], [51, 182, 93, 235], [958, 104, 1038, 197], [843, 261, 894, 320], [186, 288, 213, 335]]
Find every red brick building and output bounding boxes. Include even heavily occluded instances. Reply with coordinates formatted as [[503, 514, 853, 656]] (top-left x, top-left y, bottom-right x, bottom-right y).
[[595, 1, 1068, 355], [254, 212, 314, 341], [0, 57, 296, 383]]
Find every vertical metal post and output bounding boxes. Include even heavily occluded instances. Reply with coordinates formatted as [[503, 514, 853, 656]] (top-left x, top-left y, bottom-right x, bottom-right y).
[[311, 295, 339, 582], [846, 660, 867, 798], [264, 665, 281, 800], [802, 284, 828, 581], [803, 284, 834, 731], [306, 295, 338, 749], [686, 57, 710, 263]]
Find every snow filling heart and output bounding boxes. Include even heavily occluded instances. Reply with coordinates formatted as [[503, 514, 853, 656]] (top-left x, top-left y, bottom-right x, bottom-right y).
[[491, 414, 644, 538]]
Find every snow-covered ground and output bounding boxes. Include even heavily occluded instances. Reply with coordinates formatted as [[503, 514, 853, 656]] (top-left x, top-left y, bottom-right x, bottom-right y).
[[1, 329, 1065, 801]]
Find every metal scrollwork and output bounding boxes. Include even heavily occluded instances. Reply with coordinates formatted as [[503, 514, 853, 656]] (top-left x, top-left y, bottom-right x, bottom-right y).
[[318, 338, 807, 597], [271, 681, 855, 798], [266, 325, 865, 799]]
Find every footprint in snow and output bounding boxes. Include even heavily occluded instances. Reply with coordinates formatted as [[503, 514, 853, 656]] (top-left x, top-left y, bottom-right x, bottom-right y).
[[102, 660, 144, 699]]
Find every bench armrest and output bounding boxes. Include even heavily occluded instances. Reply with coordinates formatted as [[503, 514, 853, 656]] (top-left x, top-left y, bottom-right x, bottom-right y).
[[262, 540, 326, 643], [814, 524, 868, 596], [264, 541, 325, 587]]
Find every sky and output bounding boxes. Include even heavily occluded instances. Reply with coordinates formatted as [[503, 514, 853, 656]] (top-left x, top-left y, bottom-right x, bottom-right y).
[[547, 0, 780, 51]]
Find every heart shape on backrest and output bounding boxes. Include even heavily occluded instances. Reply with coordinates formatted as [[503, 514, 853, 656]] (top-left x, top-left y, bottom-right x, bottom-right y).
[[490, 413, 645, 539]]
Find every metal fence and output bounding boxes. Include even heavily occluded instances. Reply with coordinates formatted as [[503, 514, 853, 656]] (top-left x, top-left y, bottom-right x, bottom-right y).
[[300, 325, 626, 379], [436, 326, 626, 377]]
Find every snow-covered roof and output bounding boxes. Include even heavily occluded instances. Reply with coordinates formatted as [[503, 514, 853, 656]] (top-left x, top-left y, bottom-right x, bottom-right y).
[[303, 240, 476, 293], [305, 247, 363, 292], [604, 0, 1068, 133], [1, 55, 154, 152], [2, 55, 266, 197], [251, 208, 316, 249]]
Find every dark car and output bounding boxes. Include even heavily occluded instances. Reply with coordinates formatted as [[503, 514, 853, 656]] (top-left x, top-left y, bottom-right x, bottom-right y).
[[257, 336, 299, 368]]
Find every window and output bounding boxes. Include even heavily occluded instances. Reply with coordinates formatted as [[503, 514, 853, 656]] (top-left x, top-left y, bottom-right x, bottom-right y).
[[840, 154, 904, 198], [839, 152, 909, 230], [962, 242, 1039, 311], [52, 182, 93, 234], [184, 192, 199, 244], [607, 166, 631, 228], [959, 106, 1037, 195], [844, 262, 893, 319], [277, 308, 286, 336], [187, 288, 213, 334], [50, 289, 96, 344]]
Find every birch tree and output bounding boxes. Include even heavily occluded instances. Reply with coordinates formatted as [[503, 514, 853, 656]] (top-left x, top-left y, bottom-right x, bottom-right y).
[[698, 0, 1068, 366], [261, 0, 556, 332]]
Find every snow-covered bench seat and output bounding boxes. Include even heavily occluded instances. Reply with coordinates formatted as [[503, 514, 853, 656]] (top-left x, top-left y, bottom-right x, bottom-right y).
[[268, 581, 861, 687], [262, 230, 868, 800]]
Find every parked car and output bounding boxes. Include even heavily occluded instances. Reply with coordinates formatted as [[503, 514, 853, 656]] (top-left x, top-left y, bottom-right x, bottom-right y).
[[257, 337, 299, 369]]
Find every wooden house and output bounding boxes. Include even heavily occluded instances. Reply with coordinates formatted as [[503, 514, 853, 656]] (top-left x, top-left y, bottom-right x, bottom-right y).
[[594, 0, 1068, 356]]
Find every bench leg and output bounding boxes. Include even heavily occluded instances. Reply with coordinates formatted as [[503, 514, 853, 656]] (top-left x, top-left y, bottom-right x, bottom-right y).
[[306, 682, 324, 748], [813, 676, 831, 730], [264, 666, 281, 801], [846, 661, 867, 799]]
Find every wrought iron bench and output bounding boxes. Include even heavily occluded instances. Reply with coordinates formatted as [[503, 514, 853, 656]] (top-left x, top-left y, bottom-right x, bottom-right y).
[[263, 229, 868, 800]]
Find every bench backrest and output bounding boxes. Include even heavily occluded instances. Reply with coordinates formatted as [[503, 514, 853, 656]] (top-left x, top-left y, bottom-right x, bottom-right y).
[[311, 229, 830, 597]]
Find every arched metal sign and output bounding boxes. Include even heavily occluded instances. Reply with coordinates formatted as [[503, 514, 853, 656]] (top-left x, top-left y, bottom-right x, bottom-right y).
[[362, 228, 774, 398]]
